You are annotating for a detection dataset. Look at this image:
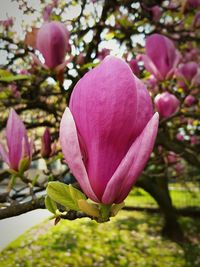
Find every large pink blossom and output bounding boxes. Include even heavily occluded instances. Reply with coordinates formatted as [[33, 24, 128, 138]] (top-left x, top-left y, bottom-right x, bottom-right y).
[[60, 56, 159, 204]]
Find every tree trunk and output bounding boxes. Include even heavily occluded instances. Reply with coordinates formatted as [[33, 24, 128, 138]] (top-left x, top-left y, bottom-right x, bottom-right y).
[[136, 175, 184, 242]]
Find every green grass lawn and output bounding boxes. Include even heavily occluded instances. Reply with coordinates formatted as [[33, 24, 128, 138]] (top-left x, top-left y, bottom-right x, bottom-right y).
[[126, 186, 200, 208], [0, 210, 200, 267], [0, 185, 199, 267]]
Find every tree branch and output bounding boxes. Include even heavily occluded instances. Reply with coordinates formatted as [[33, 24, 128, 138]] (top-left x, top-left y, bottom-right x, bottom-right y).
[[0, 197, 45, 220]]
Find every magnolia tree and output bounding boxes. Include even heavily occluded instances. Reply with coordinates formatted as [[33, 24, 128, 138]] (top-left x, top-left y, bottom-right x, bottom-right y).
[[0, 0, 200, 241]]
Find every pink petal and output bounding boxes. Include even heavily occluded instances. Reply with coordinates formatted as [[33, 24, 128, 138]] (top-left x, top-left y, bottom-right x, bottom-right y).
[[59, 107, 99, 202], [141, 54, 163, 80], [133, 76, 154, 140], [167, 50, 181, 79], [6, 109, 28, 170], [102, 113, 159, 204], [54, 55, 72, 73], [0, 143, 9, 166]]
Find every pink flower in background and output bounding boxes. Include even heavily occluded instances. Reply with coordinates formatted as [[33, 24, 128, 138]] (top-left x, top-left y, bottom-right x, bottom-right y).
[[43, 5, 53, 22], [19, 69, 29, 75], [174, 163, 184, 174], [0, 109, 33, 172], [41, 128, 52, 158], [166, 151, 179, 164], [150, 6, 162, 21], [146, 75, 158, 92], [60, 56, 159, 204], [128, 59, 140, 76], [184, 95, 196, 106], [157, 145, 163, 154], [190, 135, 199, 145], [97, 48, 110, 61], [142, 34, 180, 80], [154, 92, 180, 118], [52, 0, 58, 6], [193, 12, 200, 28], [0, 18, 13, 29], [176, 62, 198, 90], [184, 48, 200, 63], [176, 133, 184, 141], [10, 84, 20, 99], [188, 0, 200, 8], [76, 53, 85, 65], [36, 21, 71, 70], [141, 4, 162, 21]]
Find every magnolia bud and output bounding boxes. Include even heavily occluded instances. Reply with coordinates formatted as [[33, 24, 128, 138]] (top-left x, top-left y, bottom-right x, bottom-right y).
[[41, 128, 52, 158]]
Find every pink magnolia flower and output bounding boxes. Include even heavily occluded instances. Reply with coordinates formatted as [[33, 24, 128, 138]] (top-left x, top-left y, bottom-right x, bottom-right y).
[[165, 151, 179, 164], [174, 163, 184, 174], [43, 5, 53, 22], [35, 21, 71, 71], [76, 53, 85, 65], [184, 95, 196, 106], [154, 92, 180, 118], [60, 56, 159, 204], [193, 12, 200, 28], [176, 62, 198, 90], [0, 18, 13, 29], [97, 48, 110, 61], [142, 34, 180, 80], [128, 59, 140, 76], [0, 109, 33, 172], [10, 84, 20, 99], [52, 0, 58, 6], [41, 128, 52, 158], [176, 133, 184, 141], [190, 135, 199, 145], [184, 48, 200, 62], [146, 75, 158, 92], [19, 69, 29, 75], [188, 0, 200, 8], [150, 6, 162, 21], [141, 4, 162, 21]]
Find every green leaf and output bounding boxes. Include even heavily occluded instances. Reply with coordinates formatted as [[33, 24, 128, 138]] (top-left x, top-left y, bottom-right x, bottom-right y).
[[80, 62, 99, 70], [69, 184, 86, 206], [7, 175, 17, 191], [46, 182, 79, 211], [0, 69, 11, 77], [18, 156, 30, 174], [77, 199, 100, 218], [105, 32, 115, 40], [0, 75, 30, 82], [32, 174, 39, 186], [45, 195, 57, 214], [111, 202, 125, 217]]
